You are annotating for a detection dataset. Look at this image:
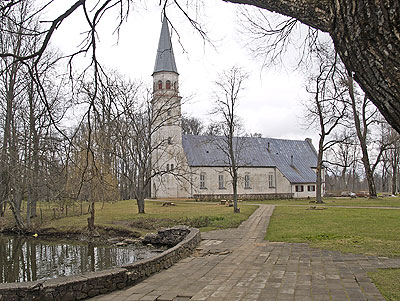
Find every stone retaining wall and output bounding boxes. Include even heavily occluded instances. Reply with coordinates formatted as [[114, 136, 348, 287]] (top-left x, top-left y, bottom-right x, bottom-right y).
[[0, 228, 201, 301]]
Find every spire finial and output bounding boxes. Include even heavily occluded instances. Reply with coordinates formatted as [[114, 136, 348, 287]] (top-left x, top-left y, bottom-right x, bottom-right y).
[[153, 16, 178, 75]]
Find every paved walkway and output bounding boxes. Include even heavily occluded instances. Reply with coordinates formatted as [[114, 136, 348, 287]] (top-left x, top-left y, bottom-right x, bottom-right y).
[[91, 205, 400, 300]]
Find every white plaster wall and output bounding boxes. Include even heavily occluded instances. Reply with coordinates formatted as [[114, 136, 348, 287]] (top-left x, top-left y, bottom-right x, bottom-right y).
[[291, 184, 318, 198], [189, 166, 299, 196]]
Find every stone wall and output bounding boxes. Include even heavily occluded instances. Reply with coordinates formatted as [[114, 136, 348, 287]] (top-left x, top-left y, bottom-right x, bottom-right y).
[[0, 227, 201, 301]]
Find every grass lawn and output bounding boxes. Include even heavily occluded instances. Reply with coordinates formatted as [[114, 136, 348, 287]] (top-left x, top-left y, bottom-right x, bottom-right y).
[[41, 199, 257, 236], [266, 206, 400, 257], [245, 196, 400, 207], [368, 269, 400, 301]]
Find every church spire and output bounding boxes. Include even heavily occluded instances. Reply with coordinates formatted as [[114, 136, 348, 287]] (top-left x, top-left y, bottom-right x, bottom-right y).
[[153, 16, 178, 75]]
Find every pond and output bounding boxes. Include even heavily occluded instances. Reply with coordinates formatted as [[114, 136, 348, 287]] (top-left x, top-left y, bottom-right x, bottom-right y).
[[0, 234, 157, 283]]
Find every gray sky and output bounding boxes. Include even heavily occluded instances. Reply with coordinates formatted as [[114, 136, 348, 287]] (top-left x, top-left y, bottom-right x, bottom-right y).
[[48, 0, 319, 146]]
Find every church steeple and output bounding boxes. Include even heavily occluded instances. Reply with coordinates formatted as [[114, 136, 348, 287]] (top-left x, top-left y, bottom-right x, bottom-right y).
[[153, 16, 178, 75]]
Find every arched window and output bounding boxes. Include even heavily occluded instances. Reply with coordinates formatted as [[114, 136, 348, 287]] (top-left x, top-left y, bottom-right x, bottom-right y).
[[166, 80, 171, 89], [173, 82, 177, 91], [158, 80, 162, 90]]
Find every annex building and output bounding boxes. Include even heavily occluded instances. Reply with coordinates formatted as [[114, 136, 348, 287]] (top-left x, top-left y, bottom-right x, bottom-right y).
[[151, 17, 323, 200]]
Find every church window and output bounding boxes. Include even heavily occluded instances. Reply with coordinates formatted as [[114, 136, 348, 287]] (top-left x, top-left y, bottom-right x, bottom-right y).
[[168, 137, 172, 145], [167, 109, 173, 125], [307, 185, 315, 192], [218, 174, 224, 189], [170, 164, 174, 170], [268, 173, 275, 188], [166, 164, 170, 171], [166, 80, 171, 89], [244, 174, 251, 189], [158, 80, 162, 90], [295, 185, 304, 192], [174, 82, 177, 90], [200, 173, 206, 189]]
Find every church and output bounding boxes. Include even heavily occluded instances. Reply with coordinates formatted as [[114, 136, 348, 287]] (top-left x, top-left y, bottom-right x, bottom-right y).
[[150, 17, 323, 200]]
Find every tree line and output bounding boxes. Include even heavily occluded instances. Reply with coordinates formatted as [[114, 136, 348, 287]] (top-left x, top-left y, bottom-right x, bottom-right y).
[[1, 0, 399, 231], [0, 1, 189, 231]]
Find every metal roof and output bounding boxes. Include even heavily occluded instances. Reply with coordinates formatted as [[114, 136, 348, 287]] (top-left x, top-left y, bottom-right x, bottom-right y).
[[153, 17, 178, 75], [182, 134, 318, 184]]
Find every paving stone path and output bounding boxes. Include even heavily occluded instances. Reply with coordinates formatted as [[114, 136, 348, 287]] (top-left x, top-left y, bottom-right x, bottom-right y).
[[91, 205, 400, 300]]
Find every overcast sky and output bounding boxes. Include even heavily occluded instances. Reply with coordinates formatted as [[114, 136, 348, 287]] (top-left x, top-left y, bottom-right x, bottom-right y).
[[47, 0, 319, 146]]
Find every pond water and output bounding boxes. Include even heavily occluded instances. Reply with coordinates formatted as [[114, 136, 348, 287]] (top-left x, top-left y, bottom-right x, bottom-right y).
[[0, 234, 157, 283]]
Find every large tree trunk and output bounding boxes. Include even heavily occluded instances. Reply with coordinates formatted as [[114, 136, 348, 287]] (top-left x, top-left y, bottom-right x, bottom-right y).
[[331, 0, 400, 135], [28, 80, 39, 218], [87, 200, 95, 232], [0, 60, 18, 217], [226, 0, 400, 134], [316, 137, 324, 204], [137, 196, 145, 214], [136, 175, 146, 214], [232, 172, 239, 213], [9, 196, 25, 231], [349, 77, 378, 198], [392, 161, 398, 195], [228, 134, 240, 213], [363, 161, 377, 198]]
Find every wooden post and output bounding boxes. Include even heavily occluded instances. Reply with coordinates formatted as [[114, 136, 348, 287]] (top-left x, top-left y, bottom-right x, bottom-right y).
[[40, 208, 43, 223], [81, 203, 83, 215], [66, 205, 68, 216], [53, 208, 56, 219]]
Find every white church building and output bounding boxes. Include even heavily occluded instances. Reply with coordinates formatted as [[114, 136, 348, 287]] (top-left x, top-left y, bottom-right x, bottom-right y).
[[151, 17, 323, 200]]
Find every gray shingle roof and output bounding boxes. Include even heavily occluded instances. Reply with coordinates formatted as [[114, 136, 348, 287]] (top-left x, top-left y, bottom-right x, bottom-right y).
[[153, 17, 178, 75], [182, 135, 318, 184]]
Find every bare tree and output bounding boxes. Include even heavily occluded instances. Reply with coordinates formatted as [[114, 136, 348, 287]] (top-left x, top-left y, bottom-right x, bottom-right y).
[[347, 76, 392, 198], [211, 66, 248, 213], [0, 0, 398, 134], [304, 46, 348, 203], [327, 129, 359, 192], [92, 72, 191, 214], [204, 122, 223, 136], [181, 115, 204, 135], [0, 1, 67, 230], [381, 126, 400, 195], [235, 0, 400, 134]]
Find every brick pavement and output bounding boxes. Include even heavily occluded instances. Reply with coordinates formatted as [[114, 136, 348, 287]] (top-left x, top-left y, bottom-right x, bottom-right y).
[[91, 205, 400, 300]]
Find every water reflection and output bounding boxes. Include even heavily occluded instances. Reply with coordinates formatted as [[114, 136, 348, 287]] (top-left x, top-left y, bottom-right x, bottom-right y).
[[0, 234, 155, 283]]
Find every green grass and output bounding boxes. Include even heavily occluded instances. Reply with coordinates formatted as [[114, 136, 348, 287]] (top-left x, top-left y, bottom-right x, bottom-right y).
[[368, 269, 400, 301], [245, 196, 400, 207], [42, 199, 257, 235], [266, 206, 400, 257]]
